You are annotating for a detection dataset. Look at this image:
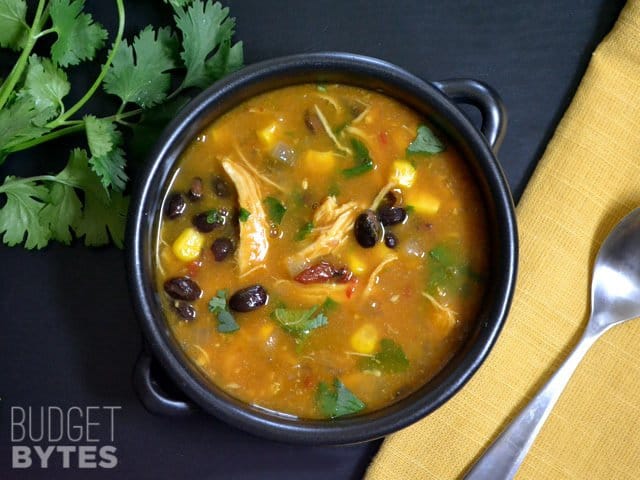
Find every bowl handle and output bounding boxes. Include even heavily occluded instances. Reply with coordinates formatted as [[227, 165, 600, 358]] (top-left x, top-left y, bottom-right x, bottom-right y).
[[133, 350, 197, 416], [431, 79, 507, 153]]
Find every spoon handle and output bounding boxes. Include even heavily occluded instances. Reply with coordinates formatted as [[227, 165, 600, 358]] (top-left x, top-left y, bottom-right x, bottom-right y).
[[464, 327, 600, 480]]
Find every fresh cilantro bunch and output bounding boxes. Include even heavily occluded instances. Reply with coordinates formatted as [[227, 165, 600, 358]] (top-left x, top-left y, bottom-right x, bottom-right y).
[[0, 0, 243, 249]]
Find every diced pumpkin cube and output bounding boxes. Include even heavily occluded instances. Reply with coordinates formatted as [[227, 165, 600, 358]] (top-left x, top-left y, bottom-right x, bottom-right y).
[[257, 123, 278, 148], [303, 150, 336, 175], [390, 160, 416, 188], [406, 190, 440, 216], [172, 227, 205, 262], [350, 324, 379, 354]]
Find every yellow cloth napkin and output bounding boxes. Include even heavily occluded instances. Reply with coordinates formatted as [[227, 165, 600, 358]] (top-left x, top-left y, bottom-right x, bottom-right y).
[[366, 1, 640, 478]]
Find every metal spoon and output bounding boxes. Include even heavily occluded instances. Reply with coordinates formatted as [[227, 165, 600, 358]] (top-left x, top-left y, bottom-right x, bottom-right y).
[[465, 207, 640, 480]]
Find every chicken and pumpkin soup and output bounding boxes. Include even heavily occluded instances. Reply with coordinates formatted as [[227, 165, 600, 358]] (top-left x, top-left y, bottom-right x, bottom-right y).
[[156, 84, 489, 419]]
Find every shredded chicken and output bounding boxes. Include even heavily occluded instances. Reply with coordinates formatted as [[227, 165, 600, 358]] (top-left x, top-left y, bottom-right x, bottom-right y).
[[421, 291, 459, 335], [315, 93, 342, 112], [221, 159, 270, 276], [233, 143, 286, 193], [287, 196, 360, 275], [363, 255, 398, 296], [344, 125, 370, 142], [273, 279, 349, 304], [370, 181, 396, 210], [314, 105, 352, 155], [351, 105, 371, 124]]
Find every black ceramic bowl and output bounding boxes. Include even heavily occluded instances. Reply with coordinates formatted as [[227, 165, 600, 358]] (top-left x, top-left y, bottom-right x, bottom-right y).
[[127, 52, 518, 445]]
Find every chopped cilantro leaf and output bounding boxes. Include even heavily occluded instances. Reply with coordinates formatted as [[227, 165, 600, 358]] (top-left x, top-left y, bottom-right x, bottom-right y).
[[406, 124, 445, 155], [316, 83, 327, 92], [427, 242, 480, 297], [342, 138, 373, 178], [50, 0, 108, 67], [316, 378, 365, 418], [328, 182, 340, 197], [238, 207, 251, 222], [264, 196, 286, 224], [206, 208, 224, 224], [295, 221, 314, 241], [208, 290, 239, 333], [321, 297, 339, 313], [360, 339, 409, 373], [271, 305, 327, 339]]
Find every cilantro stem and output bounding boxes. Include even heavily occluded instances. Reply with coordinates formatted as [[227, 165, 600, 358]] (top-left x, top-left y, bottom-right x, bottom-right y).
[[0, 174, 76, 194], [53, 0, 125, 125], [34, 28, 56, 39], [4, 124, 85, 154], [6, 107, 142, 154], [0, 0, 47, 111]]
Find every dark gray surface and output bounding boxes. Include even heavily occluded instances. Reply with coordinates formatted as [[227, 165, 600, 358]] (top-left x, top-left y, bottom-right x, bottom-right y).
[[0, 1, 625, 478]]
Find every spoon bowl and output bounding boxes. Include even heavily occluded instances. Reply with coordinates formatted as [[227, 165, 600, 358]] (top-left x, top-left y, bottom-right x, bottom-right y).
[[465, 207, 640, 479], [591, 209, 640, 329]]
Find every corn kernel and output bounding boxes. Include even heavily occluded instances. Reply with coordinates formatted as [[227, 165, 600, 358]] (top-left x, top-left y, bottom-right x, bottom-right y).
[[303, 150, 336, 175], [406, 190, 440, 216], [390, 160, 416, 188], [346, 251, 368, 275], [257, 123, 278, 148], [350, 324, 379, 354], [172, 227, 205, 262]]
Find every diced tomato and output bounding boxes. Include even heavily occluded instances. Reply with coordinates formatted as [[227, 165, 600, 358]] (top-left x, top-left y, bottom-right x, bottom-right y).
[[378, 131, 388, 145], [187, 260, 202, 277]]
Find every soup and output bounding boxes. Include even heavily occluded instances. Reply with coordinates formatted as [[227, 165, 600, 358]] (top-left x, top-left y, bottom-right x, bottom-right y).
[[155, 84, 489, 419]]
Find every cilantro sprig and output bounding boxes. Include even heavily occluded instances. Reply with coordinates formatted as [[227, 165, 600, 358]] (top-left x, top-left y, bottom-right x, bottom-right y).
[[316, 378, 365, 418], [208, 289, 239, 333], [406, 124, 445, 155], [360, 339, 409, 374], [0, 0, 244, 249], [271, 305, 328, 339]]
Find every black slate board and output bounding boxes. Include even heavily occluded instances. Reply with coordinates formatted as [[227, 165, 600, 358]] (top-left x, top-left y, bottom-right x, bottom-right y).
[[0, 1, 625, 478]]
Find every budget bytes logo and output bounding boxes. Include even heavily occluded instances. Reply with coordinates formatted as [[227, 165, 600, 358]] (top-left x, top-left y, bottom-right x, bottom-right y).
[[10, 406, 121, 470]]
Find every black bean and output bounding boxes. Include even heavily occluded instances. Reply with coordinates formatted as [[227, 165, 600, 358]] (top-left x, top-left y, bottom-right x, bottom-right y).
[[188, 177, 204, 201], [303, 109, 321, 134], [228, 285, 269, 312], [192, 209, 227, 233], [354, 209, 383, 248], [172, 301, 196, 321], [211, 237, 234, 261], [381, 189, 403, 208], [213, 176, 231, 197], [377, 206, 407, 226], [164, 277, 202, 301], [165, 193, 187, 219], [384, 231, 398, 249]]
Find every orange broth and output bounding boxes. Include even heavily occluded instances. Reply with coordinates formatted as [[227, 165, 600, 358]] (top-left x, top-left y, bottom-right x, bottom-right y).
[[155, 84, 489, 419]]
